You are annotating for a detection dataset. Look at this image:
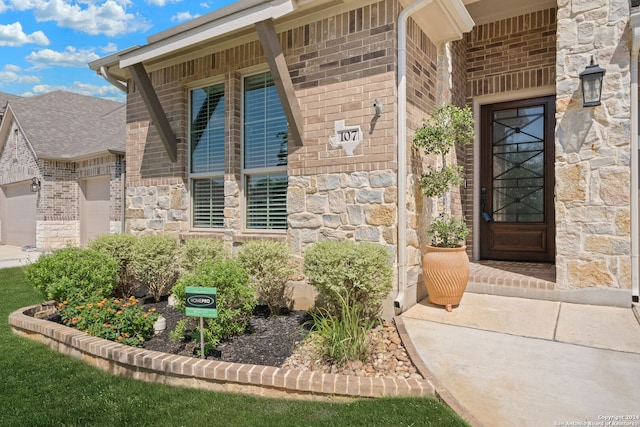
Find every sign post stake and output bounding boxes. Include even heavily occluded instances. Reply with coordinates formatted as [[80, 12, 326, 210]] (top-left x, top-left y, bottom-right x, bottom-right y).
[[199, 316, 205, 360], [184, 286, 218, 360]]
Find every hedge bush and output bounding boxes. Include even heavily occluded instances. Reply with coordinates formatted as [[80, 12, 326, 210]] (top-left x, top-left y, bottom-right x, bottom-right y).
[[130, 235, 179, 301], [177, 238, 227, 274], [88, 234, 138, 297], [172, 259, 257, 352], [236, 240, 296, 314], [303, 241, 393, 319], [26, 247, 117, 303]]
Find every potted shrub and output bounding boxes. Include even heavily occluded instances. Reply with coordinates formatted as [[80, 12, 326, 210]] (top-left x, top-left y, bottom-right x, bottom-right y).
[[413, 104, 474, 312]]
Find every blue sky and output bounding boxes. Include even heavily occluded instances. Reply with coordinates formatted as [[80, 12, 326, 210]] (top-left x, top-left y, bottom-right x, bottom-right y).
[[0, 0, 237, 103]]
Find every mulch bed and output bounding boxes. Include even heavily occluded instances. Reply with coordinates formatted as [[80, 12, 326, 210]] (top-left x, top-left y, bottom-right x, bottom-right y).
[[141, 297, 312, 367]]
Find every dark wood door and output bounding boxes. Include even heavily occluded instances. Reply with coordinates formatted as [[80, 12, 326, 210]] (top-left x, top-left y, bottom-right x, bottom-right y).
[[480, 96, 555, 262]]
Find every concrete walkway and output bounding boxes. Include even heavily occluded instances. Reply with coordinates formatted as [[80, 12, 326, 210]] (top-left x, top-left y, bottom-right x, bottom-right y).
[[0, 244, 41, 269], [400, 293, 640, 427]]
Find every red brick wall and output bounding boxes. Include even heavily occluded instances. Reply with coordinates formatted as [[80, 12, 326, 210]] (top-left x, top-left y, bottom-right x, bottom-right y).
[[466, 8, 557, 99]]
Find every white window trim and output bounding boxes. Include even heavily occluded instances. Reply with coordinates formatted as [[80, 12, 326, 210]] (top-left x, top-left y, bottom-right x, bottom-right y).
[[240, 68, 288, 234], [188, 79, 226, 231]]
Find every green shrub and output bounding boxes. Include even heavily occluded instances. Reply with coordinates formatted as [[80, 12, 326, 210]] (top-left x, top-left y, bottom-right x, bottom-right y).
[[177, 238, 227, 274], [236, 240, 296, 314], [303, 241, 393, 319], [172, 259, 257, 352], [26, 247, 117, 302], [309, 292, 378, 365], [88, 234, 138, 297], [130, 235, 179, 301], [57, 296, 158, 347]]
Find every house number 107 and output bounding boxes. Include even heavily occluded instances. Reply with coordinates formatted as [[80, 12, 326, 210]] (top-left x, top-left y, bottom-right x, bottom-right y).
[[339, 130, 360, 141]]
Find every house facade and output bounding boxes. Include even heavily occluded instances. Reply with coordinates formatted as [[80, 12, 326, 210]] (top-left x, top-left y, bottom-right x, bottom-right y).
[[90, 0, 640, 314], [0, 91, 126, 250]]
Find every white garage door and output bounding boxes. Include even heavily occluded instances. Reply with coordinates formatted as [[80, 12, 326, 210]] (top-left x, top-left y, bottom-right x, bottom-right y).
[[80, 176, 111, 246], [0, 182, 37, 247]]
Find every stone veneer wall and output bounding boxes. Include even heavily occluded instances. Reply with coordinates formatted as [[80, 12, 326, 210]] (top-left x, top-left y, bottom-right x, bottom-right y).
[[555, 0, 631, 292]]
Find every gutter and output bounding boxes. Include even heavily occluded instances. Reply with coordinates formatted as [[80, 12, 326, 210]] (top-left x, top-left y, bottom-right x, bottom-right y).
[[100, 67, 127, 92], [630, 12, 640, 300], [395, 0, 434, 315]]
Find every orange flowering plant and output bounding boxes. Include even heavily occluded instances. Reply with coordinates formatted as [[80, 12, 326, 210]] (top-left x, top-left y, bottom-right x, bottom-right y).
[[58, 296, 158, 347]]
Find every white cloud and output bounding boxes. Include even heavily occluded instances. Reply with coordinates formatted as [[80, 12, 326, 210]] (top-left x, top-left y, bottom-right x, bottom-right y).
[[171, 10, 199, 22], [146, 0, 181, 6], [0, 22, 50, 47], [4, 64, 22, 72], [200, 2, 209, 8], [22, 81, 125, 102], [11, 0, 150, 36], [26, 46, 100, 68], [101, 42, 117, 53], [0, 65, 40, 84]]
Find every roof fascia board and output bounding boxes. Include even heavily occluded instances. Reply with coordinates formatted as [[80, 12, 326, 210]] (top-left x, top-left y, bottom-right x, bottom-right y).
[[92, 0, 346, 80], [134, 0, 347, 76], [147, 0, 269, 43], [255, 18, 304, 147], [0, 103, 12, 154], [129, 63, 178, 162], [38, 150, 123, 162], [120, 0, 297, 68]]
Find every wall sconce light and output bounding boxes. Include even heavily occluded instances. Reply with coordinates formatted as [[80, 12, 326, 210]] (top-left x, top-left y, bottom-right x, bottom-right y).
[[373, 99, 383, 117], [579, 55, 606, 107], [30, 177, 40, 193]]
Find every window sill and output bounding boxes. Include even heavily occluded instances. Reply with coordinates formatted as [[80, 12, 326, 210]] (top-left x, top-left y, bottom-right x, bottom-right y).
[[179, 231, 286, 243]]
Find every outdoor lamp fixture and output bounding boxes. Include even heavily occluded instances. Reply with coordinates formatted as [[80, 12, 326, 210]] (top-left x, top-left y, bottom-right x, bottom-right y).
[[579, 55, 606, 107], [30, 177, 40, 193]]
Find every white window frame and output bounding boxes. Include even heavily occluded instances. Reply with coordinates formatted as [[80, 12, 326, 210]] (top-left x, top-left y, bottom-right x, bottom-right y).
[[240, 68, 288, 233], [188, 78, 226, 230]]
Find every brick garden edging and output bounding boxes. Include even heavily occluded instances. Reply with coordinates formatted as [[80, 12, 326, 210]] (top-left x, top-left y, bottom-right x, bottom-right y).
[[9, 304, 435, 400]]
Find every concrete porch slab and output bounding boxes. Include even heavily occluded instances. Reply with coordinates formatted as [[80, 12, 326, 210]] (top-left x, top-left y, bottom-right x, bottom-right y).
[[400, 316, 640, 427], [555, 302, 640, 354], [402, 292, 560, 340]]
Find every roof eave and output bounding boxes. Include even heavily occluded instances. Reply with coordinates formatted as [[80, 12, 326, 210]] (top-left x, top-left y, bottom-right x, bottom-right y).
[[38, 149, 124, 162], [119, 0, 298, 68]]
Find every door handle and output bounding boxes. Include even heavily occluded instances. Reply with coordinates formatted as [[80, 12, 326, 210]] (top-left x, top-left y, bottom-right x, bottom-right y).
[[481, 187, 493, 222]]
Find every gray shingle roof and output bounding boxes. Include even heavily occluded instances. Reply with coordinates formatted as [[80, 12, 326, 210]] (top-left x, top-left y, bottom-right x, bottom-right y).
[[6, 91, 125, 160], [0, 92, 23, 115]]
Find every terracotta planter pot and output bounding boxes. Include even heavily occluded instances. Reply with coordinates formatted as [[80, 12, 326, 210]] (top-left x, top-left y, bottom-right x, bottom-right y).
[[422, 245, 469, 312]]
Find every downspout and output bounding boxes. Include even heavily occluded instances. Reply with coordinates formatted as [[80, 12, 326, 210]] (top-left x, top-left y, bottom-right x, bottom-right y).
[[395, 0, 434, 315], [100, 66, 127, 92], [121, 159, 126, 234], [630, 14, 640, 301]]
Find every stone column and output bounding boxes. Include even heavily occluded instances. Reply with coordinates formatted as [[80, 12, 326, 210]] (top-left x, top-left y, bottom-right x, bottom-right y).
[[555, 0, 631, 292]]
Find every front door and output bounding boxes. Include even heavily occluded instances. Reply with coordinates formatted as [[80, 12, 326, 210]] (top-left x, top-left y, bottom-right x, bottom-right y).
[[480, 96, 555, 262]]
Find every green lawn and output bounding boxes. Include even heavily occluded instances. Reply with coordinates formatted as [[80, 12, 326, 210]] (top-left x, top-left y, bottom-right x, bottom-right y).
[[0, 267, 469, 427]]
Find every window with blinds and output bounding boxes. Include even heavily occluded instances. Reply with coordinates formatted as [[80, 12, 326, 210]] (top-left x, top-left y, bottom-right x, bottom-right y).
[[190, 83, 225, 228], [246, 173, 288, 230], [243, 72, 288, 230]]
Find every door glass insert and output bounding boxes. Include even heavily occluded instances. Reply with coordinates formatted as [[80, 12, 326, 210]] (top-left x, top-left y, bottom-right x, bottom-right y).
[[491, 105, 545, 222]]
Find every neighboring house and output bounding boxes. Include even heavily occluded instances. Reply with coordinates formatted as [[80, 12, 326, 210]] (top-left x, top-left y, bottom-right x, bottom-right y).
[[0, 91, 126, 249], [89, 0, 640, 315]]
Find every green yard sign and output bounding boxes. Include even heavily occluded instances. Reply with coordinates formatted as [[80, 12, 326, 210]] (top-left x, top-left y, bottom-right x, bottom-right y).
[[185, 286, 217, 318]]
